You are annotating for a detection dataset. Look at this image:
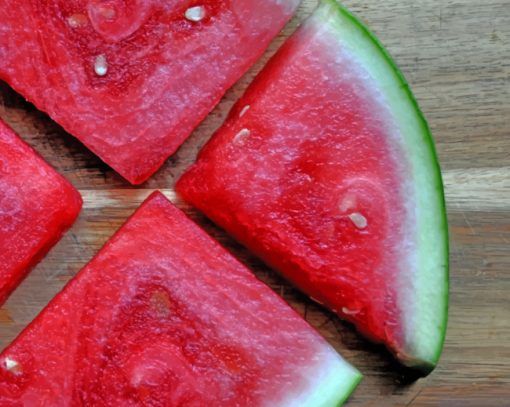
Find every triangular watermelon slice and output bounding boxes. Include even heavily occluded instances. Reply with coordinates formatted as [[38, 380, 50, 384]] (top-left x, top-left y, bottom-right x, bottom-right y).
[[0, 192, 361, 405], [0, 119, 82, 306], [0, 1, 300, 184], [177, 0, 449, 372]]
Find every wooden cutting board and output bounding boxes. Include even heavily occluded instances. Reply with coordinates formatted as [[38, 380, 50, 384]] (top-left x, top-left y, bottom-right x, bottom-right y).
[[0, 0, 509, 405]]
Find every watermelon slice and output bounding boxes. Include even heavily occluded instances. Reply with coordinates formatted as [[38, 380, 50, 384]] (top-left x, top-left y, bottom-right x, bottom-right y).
[[177, 0, 449, 373], [0, 0, 300, 184], [0, 191, 361, 405], [0, 119, 82, 306]]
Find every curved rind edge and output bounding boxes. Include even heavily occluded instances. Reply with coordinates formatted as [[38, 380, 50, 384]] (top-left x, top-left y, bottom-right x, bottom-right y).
[[311, 0, 449, 372], [289, 347, 362, 407]]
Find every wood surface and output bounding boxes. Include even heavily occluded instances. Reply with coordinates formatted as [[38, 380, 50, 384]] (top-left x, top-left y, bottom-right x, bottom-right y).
[[1, 0, 509, 405]]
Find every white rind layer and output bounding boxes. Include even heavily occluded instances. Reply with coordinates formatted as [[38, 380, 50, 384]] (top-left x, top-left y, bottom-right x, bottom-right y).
[[305, 0, 448, 370], [276, 345, 361, 407]]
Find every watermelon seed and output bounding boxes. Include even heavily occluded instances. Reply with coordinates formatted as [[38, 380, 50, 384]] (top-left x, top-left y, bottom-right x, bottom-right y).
[[185, 6, 206, 22], [339, 194, 356, 212], [94, 54, 108, 76], [348, 212, 368, 229], [67, 14, 88, 29], [342, 307, 361, 316], [234, 128, 250, 144], [3, 357, 20, 374], [239, 105, 250, 118]]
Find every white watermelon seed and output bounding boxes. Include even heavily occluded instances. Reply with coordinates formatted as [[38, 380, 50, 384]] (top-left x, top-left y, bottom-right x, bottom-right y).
[[348, 212, 368, 229], [342, 307, 361, 316], [4, 357, 19, 372], [94, 54, 108, 76], [239, 105, 250, 118], [339, 194, 356, 212], [185, 6, 206, 22], [67, 14, 88, 29], [234, 128, 250, 143]]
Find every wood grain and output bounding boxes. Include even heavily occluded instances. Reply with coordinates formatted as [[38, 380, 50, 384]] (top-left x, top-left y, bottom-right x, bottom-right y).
[[1, 0, 509, 405]]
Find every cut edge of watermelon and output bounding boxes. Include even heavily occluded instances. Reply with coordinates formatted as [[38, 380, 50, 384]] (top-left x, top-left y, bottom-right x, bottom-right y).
[[0, 190, 361, 405], [0, 120, 83, 306], [312, 0, 449, 372]]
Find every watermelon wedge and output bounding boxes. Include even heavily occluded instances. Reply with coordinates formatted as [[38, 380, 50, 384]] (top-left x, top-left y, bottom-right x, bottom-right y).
[[0, 119, 82, 307], [177, 0, 449, 373], [0, 191, 361, 405], [0, 0, 300, 184]]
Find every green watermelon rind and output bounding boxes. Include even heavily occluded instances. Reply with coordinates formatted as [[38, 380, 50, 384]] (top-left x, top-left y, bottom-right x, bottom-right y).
[[313, 0, 449, 373], [295, 352, 362, 406]]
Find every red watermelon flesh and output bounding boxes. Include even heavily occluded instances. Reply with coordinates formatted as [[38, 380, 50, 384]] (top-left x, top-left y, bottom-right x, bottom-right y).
[[0, 192, 361, 406], [177, 0, 449, 372], [0, 119, 82, 306], [0, 0, 300, 184]]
